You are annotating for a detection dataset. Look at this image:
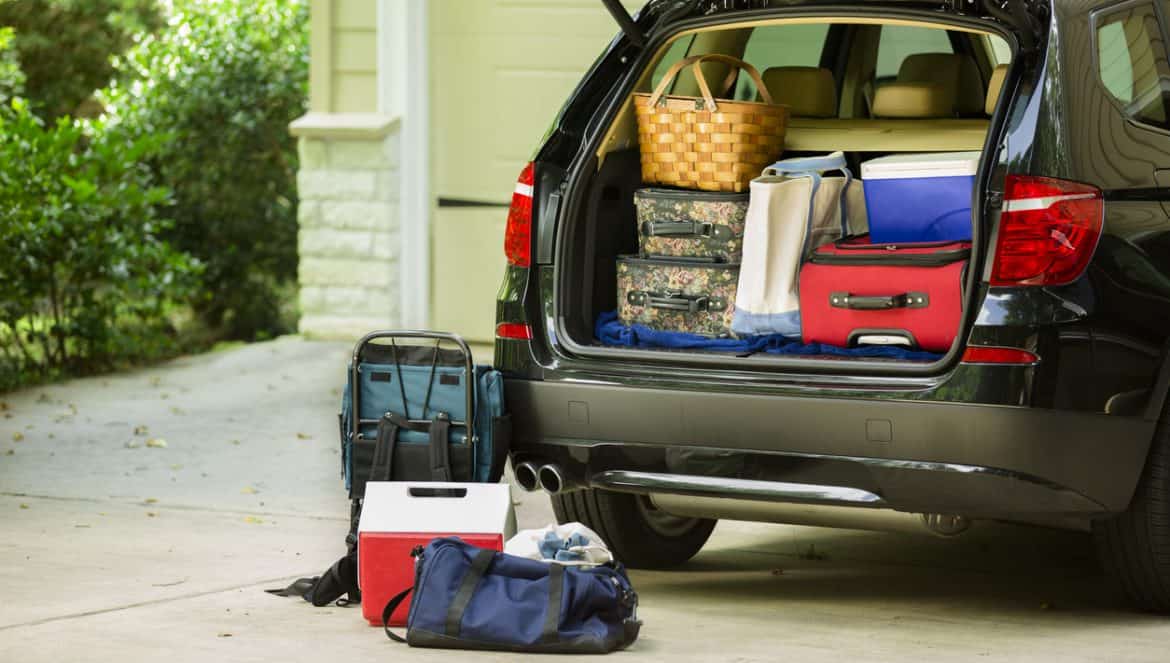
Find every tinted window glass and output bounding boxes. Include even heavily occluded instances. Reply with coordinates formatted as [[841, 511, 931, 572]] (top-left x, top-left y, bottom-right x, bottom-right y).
[[987, 34, 1012, 64], [733, 24, 830, 99], [651, 35, 695, 90], [1096, 3, 1170, 129], [875, 25, 954, 79]]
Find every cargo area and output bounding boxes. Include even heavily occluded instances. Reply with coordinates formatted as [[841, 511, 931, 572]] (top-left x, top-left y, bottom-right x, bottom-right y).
[[553, 15, 1014, 367]]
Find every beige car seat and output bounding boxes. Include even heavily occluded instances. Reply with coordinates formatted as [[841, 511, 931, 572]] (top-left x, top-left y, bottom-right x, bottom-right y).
[[759, 66, 838, 117], [897, 53, 985, 116]]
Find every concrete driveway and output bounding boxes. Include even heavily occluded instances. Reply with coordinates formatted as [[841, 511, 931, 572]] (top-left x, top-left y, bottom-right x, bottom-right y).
[[1, 336, 1167, 661]]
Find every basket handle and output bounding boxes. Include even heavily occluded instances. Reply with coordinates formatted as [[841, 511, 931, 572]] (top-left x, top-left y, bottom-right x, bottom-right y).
[[690, 54, 774, 110], [646, 54, 774, 110]]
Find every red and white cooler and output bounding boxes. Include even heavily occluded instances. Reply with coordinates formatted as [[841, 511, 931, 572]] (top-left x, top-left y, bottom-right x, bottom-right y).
[[358, 482, 516, 627]]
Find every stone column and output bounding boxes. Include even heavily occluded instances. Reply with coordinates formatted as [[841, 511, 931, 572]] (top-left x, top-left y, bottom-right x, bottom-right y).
[[290, 114, 401, 339]]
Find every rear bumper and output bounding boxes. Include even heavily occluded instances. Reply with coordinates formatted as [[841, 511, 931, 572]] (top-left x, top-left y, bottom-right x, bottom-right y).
[[504, 377, 1155, 518]]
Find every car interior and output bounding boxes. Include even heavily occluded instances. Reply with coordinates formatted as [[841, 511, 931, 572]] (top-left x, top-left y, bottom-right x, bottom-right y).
[[556, 17, 1014, 365]]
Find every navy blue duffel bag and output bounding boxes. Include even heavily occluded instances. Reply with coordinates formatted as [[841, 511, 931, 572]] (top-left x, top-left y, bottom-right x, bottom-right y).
[[382, 537, 641, 654]]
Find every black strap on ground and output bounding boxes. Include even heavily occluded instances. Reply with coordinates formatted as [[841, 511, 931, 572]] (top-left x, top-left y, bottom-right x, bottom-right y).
[[444, 548, 495, 637], [428, 413, 452, 481], [541, 563, 565, 643], [265, 551, 359, 607], [370, 415, 400, 481], [382, 587, 413, 643]]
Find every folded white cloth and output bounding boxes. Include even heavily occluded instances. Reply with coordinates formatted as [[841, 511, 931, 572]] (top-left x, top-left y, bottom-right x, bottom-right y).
[[504, 522, 614, 567]]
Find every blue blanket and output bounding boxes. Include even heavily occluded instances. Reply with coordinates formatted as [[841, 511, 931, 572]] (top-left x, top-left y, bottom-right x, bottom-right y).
[[594, 311, 941, 361]]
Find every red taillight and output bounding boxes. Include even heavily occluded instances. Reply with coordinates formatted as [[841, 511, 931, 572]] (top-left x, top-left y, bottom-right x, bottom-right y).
[[990, 175, 1103, 286], [961, 346, 1040, 365], [495, 322, 533, 340], [504, 162, 535, 267]]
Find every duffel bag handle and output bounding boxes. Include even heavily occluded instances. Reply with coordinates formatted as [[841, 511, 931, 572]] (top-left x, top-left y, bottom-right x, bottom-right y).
[[627, 290, 729, 313], [829, 292, 929, 310], [647, 53, 774, 111]]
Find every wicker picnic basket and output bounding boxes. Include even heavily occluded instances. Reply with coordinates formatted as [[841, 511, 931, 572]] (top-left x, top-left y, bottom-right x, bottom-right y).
[[634, 54, 788, 193]]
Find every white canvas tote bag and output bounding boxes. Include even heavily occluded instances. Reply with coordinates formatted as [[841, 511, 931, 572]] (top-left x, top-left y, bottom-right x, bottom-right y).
[[731, 152, 867, 337]]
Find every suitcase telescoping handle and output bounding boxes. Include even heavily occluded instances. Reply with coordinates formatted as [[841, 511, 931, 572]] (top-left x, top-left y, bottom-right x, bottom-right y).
[[627, 290, 728, 313], [641, 220, 733, 241], [829, 292, 929, 310], [350, 330, 476, 446]]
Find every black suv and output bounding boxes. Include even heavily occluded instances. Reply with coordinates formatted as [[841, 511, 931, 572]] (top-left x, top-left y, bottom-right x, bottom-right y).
[[493, 0, 1170, 611]]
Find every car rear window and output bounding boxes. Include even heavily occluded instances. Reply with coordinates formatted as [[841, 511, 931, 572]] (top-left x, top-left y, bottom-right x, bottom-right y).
[[731, 24, 830, 98], [1095, 1, 1170, 129], [875, 25, 955, 80]]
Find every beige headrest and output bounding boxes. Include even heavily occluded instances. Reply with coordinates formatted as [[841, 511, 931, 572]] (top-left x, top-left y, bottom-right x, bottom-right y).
[[985, 64, 1008, 115], [872, 82, 953, 118], [759, 66, 837, 118], [897, 53, 985, 116]]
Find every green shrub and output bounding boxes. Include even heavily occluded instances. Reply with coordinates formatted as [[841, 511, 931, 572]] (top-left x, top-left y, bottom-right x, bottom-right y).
[[0, 0, 163, 120], [0, 101, 201, 390], [104, 0, 309, 341]]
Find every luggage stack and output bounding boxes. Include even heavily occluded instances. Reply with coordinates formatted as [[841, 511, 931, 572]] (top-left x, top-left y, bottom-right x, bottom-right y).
[[617, 188, 748, 337], [623, 51, 978, 353]]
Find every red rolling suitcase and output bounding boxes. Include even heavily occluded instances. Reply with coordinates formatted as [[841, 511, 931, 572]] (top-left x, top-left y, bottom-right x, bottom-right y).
[[799, 236, 970, 352]]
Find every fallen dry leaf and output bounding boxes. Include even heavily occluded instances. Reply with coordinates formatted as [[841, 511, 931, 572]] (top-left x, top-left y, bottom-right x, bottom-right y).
[[240, 486, 258, 495], [12, 432, 23, 442], [144, 497, 159, 504], [19, 503, 29, 509], [146, 512, 158, 518], [244, 516, 264, 524], [0, 401, 7, 410], [145, 438, 167, 448], [218, 633, 232, 638], [296, 432, 311, 440], [133, 425, 149, 436]]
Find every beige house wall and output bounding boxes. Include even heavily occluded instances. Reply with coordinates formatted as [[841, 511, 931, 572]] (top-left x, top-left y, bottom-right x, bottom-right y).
[[293, 0, 639, 340]]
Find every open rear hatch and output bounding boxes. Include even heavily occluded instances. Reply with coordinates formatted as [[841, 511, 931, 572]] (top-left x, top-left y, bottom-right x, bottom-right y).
[[541, 0, 1042, 375]]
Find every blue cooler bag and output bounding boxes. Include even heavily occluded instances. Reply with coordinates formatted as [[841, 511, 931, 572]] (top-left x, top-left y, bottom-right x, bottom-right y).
[[382, 537, 641, 654], [340, 331, 509, 498]]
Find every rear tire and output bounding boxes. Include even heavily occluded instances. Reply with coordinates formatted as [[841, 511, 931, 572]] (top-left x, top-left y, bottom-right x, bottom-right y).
[[551, 489, 715, 568], [1092, 401, 1170, 612]]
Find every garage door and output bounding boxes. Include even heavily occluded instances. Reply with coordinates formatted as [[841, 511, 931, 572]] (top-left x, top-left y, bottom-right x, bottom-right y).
[[430, 0, 643, 341]]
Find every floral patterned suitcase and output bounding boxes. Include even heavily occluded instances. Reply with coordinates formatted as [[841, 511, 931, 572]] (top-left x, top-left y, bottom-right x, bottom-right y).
[[634, 188, 748, 262], [616, 255, 740, 337]]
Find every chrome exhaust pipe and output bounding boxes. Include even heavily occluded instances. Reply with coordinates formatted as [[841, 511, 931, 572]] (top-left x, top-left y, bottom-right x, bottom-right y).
[[538, 464, 566, 495], [513, 461, 540, 492]]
